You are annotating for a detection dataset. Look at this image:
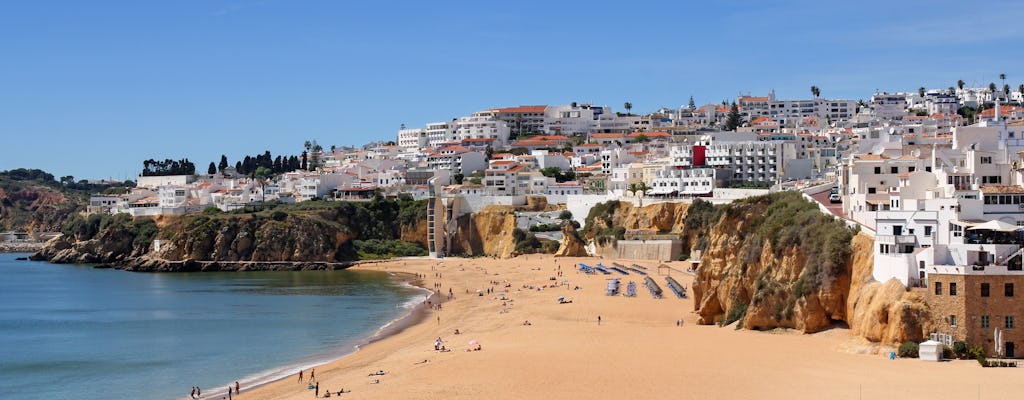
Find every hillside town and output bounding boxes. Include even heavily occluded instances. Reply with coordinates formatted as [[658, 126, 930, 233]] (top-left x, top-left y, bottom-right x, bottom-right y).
[[81, 84, 1024, 357]]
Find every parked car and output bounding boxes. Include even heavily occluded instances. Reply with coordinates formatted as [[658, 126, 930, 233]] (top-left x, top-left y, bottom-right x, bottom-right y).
[[829, 193, 842, 203], [829, 187, 839, 195]]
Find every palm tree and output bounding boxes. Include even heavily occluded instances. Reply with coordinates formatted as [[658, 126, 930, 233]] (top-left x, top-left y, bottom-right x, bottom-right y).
[[810, 86, 820, 98], [918, 87, 926, 97], [1000, 73, 1007, 88], [627, 182, 650, 206], [989, 82, 998, 98], [957, 79, 965, 91], [624, 102, 633, 115], [252, 166, 272, 208]]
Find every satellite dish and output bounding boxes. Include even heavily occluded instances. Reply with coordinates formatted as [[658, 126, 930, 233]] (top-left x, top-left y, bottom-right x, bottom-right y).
[[871, 144, 885, 155], [888, 127, 896, 135], [911, 149, 921, 158]]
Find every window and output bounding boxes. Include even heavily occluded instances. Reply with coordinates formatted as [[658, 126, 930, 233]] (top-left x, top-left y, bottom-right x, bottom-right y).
[[950, 315, 957, 327], [1007, 283, 1015, 297], [909, 166, 916, 173], [982, 283, 990, 297], [925, 166, 932, 172], [981, 156, 993, 164], [982, 315, 990, 328], [950, 282, 957, 296], [874, 167, 881, 174], [891, 167, 899, 174], [934, 282, 942, 295], [1007, 316, 1016, 329], [924, 226, 933, 236], [868, 187, 877, 194]]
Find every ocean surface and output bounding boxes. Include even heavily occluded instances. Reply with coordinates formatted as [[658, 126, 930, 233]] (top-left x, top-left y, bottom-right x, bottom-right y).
[[0, 253, 427, 400]]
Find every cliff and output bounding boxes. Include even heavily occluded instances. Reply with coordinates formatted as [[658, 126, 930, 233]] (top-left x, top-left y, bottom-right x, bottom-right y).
[[449, 205, 518, 258], [0, 181, 83, 232], [34, 197, 429, 268], [583, 201, 689, 239], [691, 195, 852, 332], [687, 192, 930, 344]]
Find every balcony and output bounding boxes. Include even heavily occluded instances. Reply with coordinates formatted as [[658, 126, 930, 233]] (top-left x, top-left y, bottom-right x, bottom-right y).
[[876, 235, 917, 245]]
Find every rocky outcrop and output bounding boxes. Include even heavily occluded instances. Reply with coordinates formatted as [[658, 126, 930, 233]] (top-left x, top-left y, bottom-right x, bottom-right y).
[[585, 201, 689, 238], [153, 214, 356, 262], [555, 222, 588, 257], [846, 234, 932, 344], [692, 200, 851, 332]]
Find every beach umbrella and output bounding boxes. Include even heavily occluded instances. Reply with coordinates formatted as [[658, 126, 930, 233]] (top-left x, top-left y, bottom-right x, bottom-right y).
[[469, 339, 479, 345]]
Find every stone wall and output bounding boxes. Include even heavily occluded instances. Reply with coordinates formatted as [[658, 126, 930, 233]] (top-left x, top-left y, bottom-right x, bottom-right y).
[[926, 273, 1024, 358]]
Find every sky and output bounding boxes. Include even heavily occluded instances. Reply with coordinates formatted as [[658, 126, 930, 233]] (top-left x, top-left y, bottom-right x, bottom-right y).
[[2, 0, 1024, 180]]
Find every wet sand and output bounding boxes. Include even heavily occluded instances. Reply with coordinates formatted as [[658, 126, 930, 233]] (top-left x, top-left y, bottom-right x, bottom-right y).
[[234, 255, 1024, 400]]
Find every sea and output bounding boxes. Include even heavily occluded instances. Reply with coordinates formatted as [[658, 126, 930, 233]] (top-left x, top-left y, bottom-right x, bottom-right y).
[[0, 253, 428, 400]]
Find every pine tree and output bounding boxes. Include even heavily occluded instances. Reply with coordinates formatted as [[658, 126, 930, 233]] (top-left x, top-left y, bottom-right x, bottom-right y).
[[724, 102, 742, 131], [218, 155, 228, 172], [207, 162, 217, 175]]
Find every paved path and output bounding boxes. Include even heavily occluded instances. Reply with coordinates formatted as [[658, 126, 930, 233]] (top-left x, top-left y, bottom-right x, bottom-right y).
[[809, 190, 845, 218]]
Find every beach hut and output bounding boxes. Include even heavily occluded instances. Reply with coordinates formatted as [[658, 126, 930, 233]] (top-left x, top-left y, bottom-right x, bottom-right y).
[[918, 340, 941, 362]]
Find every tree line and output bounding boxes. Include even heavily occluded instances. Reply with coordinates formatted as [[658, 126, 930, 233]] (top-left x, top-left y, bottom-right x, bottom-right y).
[[212, 151, 303, 177], [141, 159, 196, 176]]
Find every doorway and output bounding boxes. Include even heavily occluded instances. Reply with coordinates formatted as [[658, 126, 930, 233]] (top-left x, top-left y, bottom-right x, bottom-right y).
[[1006, 342, 1015, 358]]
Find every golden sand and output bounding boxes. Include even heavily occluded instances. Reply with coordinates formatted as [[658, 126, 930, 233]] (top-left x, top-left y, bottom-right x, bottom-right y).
[[235, 255, 1023, 400]]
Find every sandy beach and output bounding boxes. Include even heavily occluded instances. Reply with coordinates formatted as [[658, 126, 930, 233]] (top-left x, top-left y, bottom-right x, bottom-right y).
[[232, 255, 1023, 400]]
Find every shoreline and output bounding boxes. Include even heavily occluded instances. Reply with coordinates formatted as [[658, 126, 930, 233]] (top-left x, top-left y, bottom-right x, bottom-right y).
[[203, 269, 437, 399]]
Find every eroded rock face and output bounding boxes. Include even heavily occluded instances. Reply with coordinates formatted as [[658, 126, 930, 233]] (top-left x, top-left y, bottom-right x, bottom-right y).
[[846, 234, 932, 344], [585, 201, 690, 238], [692, 203, 850, 333], [555, 222, 588, 257], [449, 205, 518, 258]]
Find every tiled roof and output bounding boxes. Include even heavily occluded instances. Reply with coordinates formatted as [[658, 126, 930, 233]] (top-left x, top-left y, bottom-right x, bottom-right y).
[[980, 185, 1024, 194]]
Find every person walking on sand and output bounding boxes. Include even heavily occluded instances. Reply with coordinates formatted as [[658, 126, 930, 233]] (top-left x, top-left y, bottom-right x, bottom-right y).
[[227, 386, 232, 400], [598, 315, 602, 325], [191, 386, 196, 399], [235, 381, 239, 395], [309, 368, 315, 383], [315, 382, 320, 398], [298, 369, 303, 383]]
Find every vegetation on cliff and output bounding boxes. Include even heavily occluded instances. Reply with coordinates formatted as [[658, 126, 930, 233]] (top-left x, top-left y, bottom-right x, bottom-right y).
[[39, 193, 429, 264], [692, 191, 859, 332], [0, 168, 133, 232]]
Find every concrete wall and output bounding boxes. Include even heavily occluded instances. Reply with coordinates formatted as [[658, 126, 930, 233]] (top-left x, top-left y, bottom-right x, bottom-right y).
[[616, 239, 681, 262]]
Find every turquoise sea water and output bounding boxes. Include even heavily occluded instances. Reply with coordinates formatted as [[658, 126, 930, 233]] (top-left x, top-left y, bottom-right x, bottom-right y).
[[0, 253, 426, 400]]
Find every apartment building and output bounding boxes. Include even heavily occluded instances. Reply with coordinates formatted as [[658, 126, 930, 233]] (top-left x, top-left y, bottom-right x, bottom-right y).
[[738, 90, 856, 125]]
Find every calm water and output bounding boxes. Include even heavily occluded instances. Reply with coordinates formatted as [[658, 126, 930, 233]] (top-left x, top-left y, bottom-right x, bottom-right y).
[[0, 254, 427, 400]]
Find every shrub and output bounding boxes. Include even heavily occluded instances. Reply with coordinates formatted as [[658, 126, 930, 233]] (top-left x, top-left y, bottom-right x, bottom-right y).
[[558, 210, 572, 220], [201, 207, 222, 215], [942, 346, 954, 360], [953, 341, 968, 359], [270, 210, 287, 221], [352, 239, 427, 259], [898, 341, 919, 358]]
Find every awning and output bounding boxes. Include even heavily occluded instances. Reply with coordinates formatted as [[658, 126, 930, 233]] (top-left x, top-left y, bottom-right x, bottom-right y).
[[967, 220, 1020, 232]]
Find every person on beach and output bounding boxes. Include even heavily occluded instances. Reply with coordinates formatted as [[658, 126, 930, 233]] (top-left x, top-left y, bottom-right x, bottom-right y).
[[227, 386, 232, 400], [598, 315, 602, 325], [197, 386, 201, 397], [298, 369, 303, 382], [309, 368, 315, 382], [191, 387, 196, 398], [235, 381, 239, 395], [315, 382, 319, 397]]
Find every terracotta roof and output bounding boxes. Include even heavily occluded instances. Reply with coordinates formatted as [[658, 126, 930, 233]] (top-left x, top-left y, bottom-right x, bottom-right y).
[[980, 106, 1024, 116], [751, 116, 773, 124], [627, 131, 671, 137], [980, 185, 1024, 194], [490, 160, 516, 165]]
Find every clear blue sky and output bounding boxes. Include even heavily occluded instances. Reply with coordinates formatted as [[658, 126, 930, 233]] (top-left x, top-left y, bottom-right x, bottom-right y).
[[3, 0, 1023, 180]]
